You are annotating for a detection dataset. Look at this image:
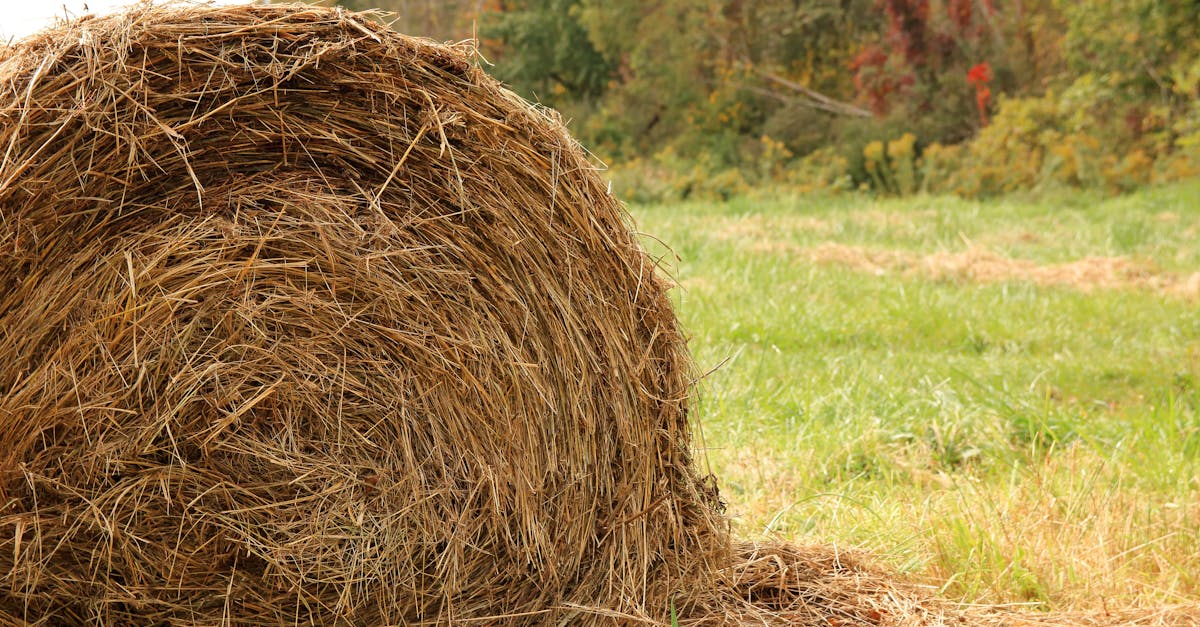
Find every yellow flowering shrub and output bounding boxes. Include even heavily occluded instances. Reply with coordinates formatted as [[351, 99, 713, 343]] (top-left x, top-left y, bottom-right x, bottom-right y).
[[862, 140, 897, 194], [886, 133, 919, 195]]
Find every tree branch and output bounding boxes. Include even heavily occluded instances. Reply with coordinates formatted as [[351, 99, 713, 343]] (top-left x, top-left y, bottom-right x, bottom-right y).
[[750, 68, 874, 118]]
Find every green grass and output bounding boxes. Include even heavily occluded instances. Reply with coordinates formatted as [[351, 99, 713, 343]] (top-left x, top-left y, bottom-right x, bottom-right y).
[[631, 180, 1200, 609]]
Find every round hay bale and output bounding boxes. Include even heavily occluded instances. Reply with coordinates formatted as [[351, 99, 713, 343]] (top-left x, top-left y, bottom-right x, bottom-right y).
[[0, 4, 931, 625]]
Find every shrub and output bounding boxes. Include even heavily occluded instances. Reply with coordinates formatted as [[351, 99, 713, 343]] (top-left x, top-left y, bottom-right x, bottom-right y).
[[788, 147, 854, 194], [915, 75, 1193, 197], [605, 148, 751, 204]]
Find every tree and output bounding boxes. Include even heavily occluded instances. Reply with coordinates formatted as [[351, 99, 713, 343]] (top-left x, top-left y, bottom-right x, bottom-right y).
[[482, 0, 613, 103], [1059, 0, 1200, 101]]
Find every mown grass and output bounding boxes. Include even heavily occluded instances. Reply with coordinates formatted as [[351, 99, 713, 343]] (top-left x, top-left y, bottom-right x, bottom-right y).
[[632, 180, 1200, 610]]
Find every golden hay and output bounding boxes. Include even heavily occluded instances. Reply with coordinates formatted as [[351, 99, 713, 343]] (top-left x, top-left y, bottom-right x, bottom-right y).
[[0, 3, 934, 624]]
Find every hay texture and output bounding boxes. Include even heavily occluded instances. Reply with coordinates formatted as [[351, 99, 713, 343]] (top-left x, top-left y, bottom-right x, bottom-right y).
[[0, 4, 931, 625]]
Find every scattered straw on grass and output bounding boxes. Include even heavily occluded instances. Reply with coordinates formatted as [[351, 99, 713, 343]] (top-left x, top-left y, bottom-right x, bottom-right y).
[[806, 243, 1200, 298], [965, 604, 1200, 626]]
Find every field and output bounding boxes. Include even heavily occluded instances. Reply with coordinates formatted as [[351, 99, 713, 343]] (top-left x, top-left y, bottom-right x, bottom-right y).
[[632, 180, 1200, 611]]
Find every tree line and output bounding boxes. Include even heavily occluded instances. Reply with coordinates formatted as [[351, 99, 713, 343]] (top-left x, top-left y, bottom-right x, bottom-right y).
[[332, 0, 1200, 197]]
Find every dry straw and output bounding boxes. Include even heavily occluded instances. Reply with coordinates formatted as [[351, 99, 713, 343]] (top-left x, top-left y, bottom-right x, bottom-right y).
[[1, 3, 1188, 626]]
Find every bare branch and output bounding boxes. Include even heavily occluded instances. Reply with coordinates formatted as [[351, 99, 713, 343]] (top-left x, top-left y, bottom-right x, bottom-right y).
[[750, 68, 874, 118]]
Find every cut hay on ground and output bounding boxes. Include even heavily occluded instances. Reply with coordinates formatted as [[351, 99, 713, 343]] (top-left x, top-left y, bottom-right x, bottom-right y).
[[0, 4, 934, 625], [805, 243, 1200, 298]]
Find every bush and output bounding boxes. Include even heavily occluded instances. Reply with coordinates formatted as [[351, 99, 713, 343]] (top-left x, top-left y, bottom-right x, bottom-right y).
[[915, 75, 1194, 197], [605, 148, 751, 204], [920, 142, 965, 194], [786, 147, 854, 194]]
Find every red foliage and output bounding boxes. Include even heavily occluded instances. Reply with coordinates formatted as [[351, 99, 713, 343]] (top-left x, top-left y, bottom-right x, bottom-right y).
[[851, 45, 915, 115], [947, 0, 974, 31], [947, 0, 994, 37], [853, 0, 1000, 118], [880, 0, 931, 65], [967, 62, 992, 125], [974, 86, 992, 125], [966, 62, 992, 85], [851, 0, 930, 115]]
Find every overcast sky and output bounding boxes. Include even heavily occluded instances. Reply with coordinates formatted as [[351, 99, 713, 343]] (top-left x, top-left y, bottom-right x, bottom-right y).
[[1, 0, 253, 42]]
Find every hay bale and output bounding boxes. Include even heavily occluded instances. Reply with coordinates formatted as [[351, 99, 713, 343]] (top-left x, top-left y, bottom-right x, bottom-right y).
[[0, 4, 932, 624]]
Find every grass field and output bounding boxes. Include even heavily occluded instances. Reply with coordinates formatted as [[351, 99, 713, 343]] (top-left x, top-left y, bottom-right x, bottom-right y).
[[631, 180, 1200, 611]]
